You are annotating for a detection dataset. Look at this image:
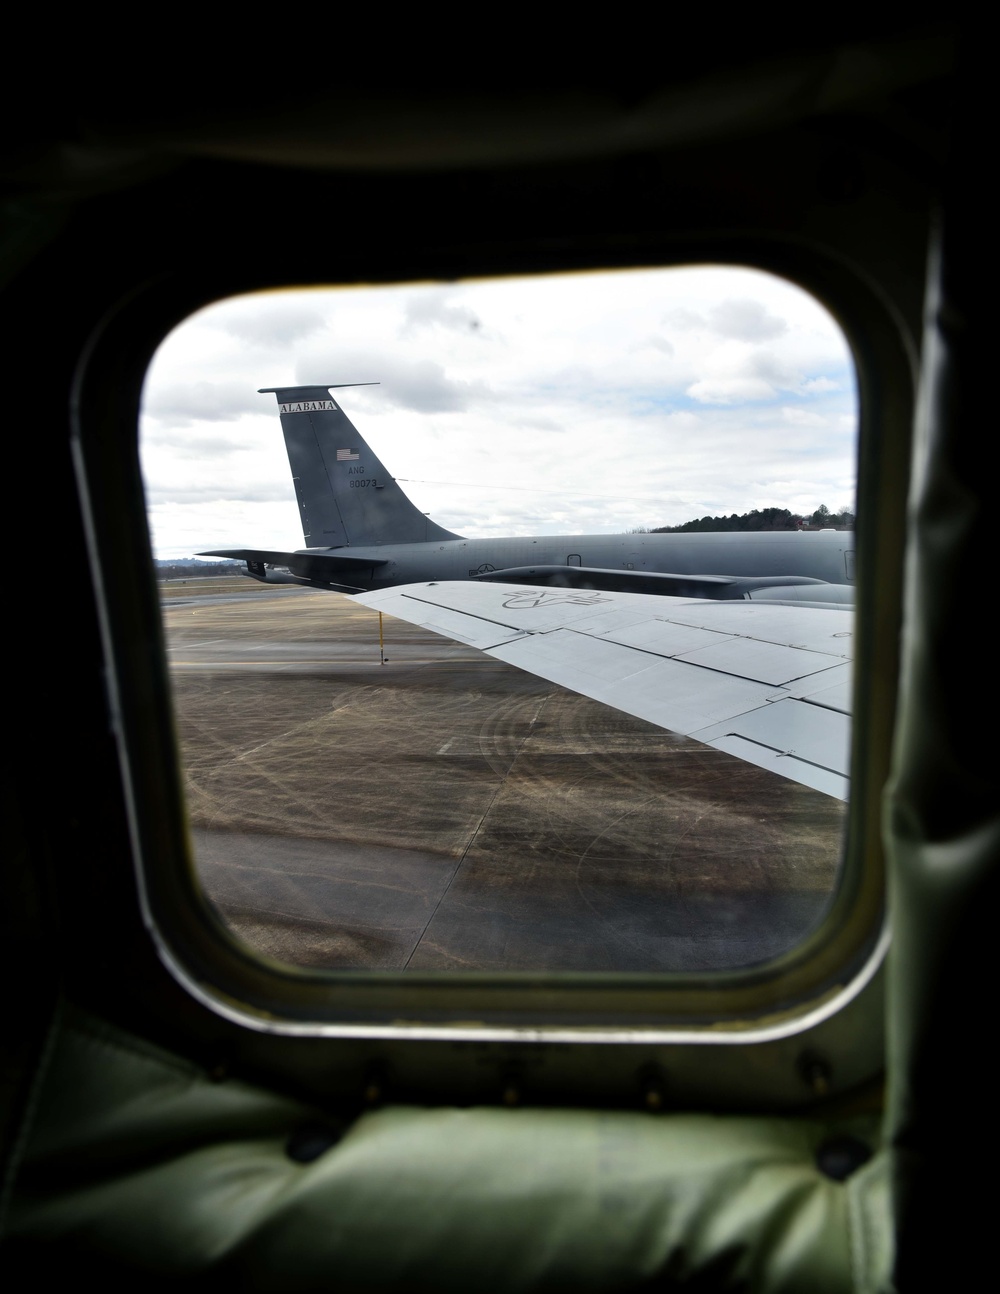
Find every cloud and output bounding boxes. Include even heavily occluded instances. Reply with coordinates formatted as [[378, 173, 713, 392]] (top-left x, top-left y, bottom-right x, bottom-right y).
[[141, 382, 264, 426], [144, 480, 295, 505], [687, 347, 808, 403], [781, 407, 827, 427], [642, 335, 675, 356], [384, 360, 491, 413], [296, 353, 492, 413], [663, 307, 704, 331], [708, 298, 788, 341], [686, 376, 778, 404], [748, 350, 798, 388], [212, 303, 328, 347], [143, 432, 246, 457], [139, 267, 858, 556], [520, 414, 564, 431], [400, 293, 483, 336]]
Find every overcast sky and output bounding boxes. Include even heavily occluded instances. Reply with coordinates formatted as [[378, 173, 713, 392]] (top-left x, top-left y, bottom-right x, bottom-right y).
[[140, 266, 857, 559]]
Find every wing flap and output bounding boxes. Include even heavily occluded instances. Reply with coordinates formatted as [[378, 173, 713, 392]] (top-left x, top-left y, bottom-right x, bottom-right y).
[[784, 665, 853, 712], [705, 734, 849, 800]]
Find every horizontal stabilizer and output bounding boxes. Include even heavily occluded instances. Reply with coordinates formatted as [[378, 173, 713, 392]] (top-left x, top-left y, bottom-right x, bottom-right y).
[[202, 547, 386, 570], [200, 547, 387, 587], [355, 581, 853, 800]]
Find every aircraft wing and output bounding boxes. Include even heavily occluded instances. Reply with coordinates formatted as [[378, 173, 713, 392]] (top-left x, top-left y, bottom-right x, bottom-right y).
[[353, 581, 853, 800]]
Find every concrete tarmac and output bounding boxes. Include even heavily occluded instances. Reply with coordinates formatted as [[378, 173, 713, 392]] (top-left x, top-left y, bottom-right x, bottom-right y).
[[164, 586, 846, 972]]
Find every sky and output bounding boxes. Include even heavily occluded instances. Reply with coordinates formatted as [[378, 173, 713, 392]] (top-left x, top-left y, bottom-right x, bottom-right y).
[[139, 266, 857, 560]]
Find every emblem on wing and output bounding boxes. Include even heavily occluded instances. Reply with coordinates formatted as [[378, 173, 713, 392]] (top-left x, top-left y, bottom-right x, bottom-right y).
[[501, 590, 614, 609]]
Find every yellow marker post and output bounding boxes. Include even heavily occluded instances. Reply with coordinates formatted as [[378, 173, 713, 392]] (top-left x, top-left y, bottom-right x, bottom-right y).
[[379, 611, 386, 665]]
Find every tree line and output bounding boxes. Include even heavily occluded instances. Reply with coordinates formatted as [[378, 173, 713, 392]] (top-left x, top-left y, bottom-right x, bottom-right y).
[[650, 504, 854, 534]]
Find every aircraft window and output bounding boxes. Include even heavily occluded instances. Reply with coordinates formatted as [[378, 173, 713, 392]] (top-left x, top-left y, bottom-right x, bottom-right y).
[[140, 266, 857, 977]]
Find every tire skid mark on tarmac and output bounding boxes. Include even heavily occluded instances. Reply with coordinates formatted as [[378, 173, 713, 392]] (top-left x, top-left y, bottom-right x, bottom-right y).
[[403, 692, 556, 968], [163, 591, 846, 969]]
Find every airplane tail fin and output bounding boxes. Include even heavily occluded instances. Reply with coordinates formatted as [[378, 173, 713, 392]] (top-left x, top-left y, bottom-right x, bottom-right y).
[[259, 384, 461, 548]]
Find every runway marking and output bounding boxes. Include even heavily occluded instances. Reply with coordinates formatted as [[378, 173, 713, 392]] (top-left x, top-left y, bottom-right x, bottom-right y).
[[437, 738, 456, 755]]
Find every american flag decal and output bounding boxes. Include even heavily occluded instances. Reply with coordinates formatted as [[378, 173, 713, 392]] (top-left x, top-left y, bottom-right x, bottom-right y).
[[336, 448, 360, 461]]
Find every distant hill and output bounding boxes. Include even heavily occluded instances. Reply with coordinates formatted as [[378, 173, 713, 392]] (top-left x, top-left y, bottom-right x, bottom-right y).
[[652, 505, 855, 534]]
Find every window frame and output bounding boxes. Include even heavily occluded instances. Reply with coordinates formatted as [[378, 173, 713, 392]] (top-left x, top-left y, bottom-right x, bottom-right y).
[[72, 237, 909, 1076]]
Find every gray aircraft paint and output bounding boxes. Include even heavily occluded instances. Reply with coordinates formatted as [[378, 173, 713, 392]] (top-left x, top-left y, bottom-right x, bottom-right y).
[[204, 385, 855, 598]]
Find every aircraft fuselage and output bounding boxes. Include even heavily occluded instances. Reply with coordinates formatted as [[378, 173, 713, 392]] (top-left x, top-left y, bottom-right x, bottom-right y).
[[207, 388, 855, 601], [303, 529, 854, 591]]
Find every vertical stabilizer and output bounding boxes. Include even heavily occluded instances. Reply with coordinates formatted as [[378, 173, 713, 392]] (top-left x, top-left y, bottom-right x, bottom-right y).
[[259, 384, 461, 547]]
